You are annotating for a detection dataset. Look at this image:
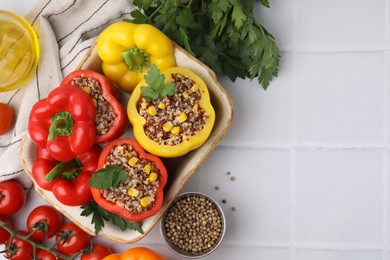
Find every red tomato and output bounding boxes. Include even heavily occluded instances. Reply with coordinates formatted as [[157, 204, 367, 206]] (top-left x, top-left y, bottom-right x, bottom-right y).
[[36, 249, 64, 260], [81, 244, 113, 260], [5, 230, 37, 259], [0, 215, 12, 243], [0, 180, 26, 215], [56, 222, 91, 255], [26, 205, 63, 240], [0, 103, 15, 135]]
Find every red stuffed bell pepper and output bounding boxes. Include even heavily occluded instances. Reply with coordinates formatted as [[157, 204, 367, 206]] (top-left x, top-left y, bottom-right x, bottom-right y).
[[32, 145, 100, 206], [61, 70, 127, 143], [28, 85, 96, 162], [90, 138, 167, 222]]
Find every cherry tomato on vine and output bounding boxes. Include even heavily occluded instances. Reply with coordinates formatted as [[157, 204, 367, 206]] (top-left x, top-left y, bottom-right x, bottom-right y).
[[81, 244, 113, 260], [56, 222, 91, 256], [5, 230, 39, 259], [0, 215, 12, 243], [0, 180, 26, 215], [0, 103, 15, 135], [27, 205, 63, 240], [36, 249, 64, 260]]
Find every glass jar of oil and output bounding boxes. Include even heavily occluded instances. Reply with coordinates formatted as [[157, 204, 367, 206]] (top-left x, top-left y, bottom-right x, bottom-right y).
[[0, 10, 40, 92]]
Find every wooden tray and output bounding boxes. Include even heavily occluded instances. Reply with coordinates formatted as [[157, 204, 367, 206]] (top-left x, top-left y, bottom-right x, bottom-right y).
[[19, 42, 234, 243]]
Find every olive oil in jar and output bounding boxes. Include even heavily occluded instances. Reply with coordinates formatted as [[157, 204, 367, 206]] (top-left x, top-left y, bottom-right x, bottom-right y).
[[0, 11, 39, 91]]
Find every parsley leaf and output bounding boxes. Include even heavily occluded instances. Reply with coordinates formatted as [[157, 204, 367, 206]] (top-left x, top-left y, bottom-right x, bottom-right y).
[[80, 201, 107, 234], [89, 165, 128, 190], [133, 0, 154, 9], [128, 0, 280, 90], [140, 64, 175, 101], [126, 220, 144, 234], [110, 212, 126, 231], [80, 201, 143, 235], [231, 4, 246, 29], [127, 10, 148, 24], [259, 0, 271, 8], [176, 8, 197, 28]]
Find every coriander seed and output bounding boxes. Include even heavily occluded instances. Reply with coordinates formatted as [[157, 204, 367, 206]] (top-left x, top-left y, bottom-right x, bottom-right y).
[[161, 192, 225, 258]]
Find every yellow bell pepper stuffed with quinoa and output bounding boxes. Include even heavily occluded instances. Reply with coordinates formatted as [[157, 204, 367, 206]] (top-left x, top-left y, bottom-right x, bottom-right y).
[[96, 22, 176, 92], [127, 65, 215, 158]]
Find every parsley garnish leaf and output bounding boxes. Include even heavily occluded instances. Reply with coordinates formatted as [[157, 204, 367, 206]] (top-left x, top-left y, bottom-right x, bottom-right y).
[[140, 64, 175, 101], [80, 201, 143, 235], [145, 64, 165, 89], [110, 212, 126, 231], [160, 82, 176, 97], [89, 165, 127, 190], [140, 86, 160, 101], [80, 202, 106, 234], [126, 220, 144, 234]]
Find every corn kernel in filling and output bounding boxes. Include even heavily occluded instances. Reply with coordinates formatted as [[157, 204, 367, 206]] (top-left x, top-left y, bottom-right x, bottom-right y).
[[102, 144, 160, 214]]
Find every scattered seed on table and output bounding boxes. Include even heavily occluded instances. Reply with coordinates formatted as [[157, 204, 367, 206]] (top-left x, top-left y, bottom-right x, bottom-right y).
[[214, 186, 220, 190], [230, 176, 236, 181], [231, 206, 237, 212], [222, 199, 227, 204], [164, 194, 223, 255], [226, 171, 231, 176]]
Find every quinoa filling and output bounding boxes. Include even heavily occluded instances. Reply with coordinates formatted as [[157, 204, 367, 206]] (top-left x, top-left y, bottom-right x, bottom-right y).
[[101, 144, 160, 214], [138, 73, 208, 146], [71, 76, 115, 136]]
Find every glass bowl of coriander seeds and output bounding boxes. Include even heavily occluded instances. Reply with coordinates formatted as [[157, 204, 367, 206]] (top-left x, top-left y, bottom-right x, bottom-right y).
[[160, 192, 226, 258]]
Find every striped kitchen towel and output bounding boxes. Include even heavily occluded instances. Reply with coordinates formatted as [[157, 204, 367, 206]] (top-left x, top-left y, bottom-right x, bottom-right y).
[[0, 0, 135, 188]]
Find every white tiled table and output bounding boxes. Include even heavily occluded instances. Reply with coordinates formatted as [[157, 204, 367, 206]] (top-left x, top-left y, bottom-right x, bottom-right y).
[[1, 1, 389, 259]]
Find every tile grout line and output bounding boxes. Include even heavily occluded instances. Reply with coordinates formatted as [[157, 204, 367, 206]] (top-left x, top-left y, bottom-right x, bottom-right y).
[[290, 0, 298, 259], [217, 242, 386, 251], [382, 0, 390, 258], [294, 243, 385, 251], [383, 146, 388, 260], [280, 46, 389, 53], [219, 143, 390, 150], [289, 146, 296, 260]]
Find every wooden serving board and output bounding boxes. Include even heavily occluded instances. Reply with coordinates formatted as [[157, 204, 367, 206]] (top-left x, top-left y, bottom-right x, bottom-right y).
[[19, 42, 234, 244]]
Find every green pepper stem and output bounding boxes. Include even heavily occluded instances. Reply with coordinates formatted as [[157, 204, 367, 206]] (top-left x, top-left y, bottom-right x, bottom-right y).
[[122, 47, 151, 72], [0, 221, 75, 260], [48, 111, 74, 141], [50, 228, 75, 249], [26, 220, 48, 240], [45, 158, 82, 182]]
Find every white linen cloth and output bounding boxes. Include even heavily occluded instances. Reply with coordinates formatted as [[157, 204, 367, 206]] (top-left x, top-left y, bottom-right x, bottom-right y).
[[0, 0, 135, 188]]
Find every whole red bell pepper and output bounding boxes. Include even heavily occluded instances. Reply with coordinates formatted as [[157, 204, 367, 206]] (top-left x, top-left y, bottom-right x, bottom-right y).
[[61, 70, 127, 143], [32, 145, 100, 206], [28, 85, 96, 162], [90, 138, 168, 222]]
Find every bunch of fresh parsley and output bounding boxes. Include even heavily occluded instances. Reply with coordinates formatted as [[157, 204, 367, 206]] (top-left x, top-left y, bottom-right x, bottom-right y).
[[128, 0, 280, 90]]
